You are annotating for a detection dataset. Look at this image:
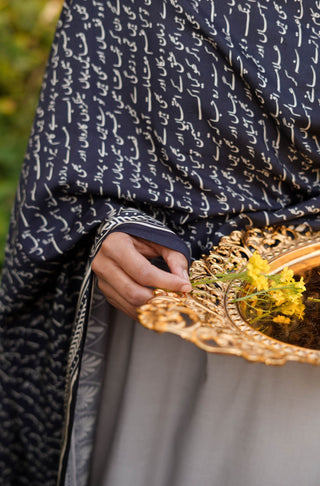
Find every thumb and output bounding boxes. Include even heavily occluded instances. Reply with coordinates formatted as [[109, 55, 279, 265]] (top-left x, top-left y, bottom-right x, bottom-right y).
[[161, 247, 192, 293]]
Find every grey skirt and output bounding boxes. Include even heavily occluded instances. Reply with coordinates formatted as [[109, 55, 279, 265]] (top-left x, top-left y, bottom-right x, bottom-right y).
[[65, 287, 320, 486]]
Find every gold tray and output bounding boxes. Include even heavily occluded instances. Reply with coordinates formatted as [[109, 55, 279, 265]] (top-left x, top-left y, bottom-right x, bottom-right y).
[[138, 227, 320, 366]]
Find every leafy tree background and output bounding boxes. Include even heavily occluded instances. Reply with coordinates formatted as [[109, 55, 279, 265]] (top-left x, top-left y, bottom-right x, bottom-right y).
[[0, 0, 63, 267]]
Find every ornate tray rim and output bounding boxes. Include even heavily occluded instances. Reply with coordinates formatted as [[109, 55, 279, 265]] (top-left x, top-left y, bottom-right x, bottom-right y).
[[138, 226, 320, 366]]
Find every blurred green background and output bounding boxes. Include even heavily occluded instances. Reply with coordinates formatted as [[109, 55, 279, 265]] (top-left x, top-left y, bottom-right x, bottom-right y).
[[0, 0, 63, 267]]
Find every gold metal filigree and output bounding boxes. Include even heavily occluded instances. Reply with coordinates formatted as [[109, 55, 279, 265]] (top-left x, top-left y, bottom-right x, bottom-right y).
[[138, 226, 320, 366]]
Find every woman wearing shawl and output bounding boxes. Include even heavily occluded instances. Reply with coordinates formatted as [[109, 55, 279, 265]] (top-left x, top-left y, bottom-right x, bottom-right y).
[[1, 1, 320, 485]]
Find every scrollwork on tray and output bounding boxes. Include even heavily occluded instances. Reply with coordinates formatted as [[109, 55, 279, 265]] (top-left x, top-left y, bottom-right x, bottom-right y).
[[138, 226, 320, 366]]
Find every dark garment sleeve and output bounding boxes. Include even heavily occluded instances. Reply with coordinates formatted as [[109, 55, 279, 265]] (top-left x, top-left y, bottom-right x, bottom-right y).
[[91, 207, 191, 264]]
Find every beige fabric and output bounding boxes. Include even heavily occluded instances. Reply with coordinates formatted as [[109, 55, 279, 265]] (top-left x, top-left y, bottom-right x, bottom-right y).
[[87, 298, 320, 486]]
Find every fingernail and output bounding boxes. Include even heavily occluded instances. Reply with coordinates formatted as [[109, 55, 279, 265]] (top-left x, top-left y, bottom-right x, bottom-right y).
[[181, 282, 192, 293], [183, 269, 190, 281]]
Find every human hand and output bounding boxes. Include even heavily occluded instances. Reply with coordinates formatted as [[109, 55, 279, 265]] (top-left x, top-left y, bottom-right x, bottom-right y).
[[91, 231, 192, 319]]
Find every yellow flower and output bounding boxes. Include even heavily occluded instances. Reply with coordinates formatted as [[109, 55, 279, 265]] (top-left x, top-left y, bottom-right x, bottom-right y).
[[193, 251, 306, 328], [279, 267, 294, 284], [270, 290, 286, 306], [273, 315, 291, 325], [252, 274, 269, 291], [295, 304, 305, 320], [281, 301, 305, 318], [247, 252, 270, 275], [294, 277, 306, 293], [246, 253, 271, 291]]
